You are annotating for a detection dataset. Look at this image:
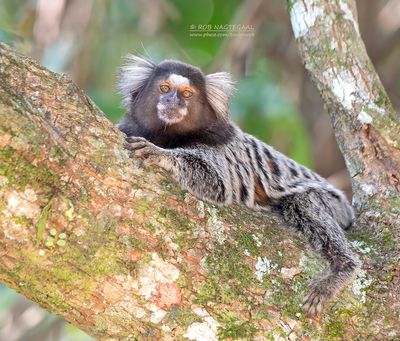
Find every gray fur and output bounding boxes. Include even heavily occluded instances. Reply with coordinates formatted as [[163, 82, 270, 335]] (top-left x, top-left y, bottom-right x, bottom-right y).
[[205, 72, 236, 120], [121, 58, 360, 317], [117, 54, 156, 108]]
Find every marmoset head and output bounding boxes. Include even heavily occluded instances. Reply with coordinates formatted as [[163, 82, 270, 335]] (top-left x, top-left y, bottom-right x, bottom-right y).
[[117, 55, 235, 136]]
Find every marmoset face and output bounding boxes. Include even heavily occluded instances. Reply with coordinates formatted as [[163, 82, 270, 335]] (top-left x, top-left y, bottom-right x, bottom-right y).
[[118, 56, 235, 136], [156, 73, 196, 124], [137, 60, 214, 133]]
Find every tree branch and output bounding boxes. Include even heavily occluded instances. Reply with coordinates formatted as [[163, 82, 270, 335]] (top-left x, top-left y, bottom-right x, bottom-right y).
[[288, 0, 400, 337], [0, 42, 300, 340], [288, 0, 400, 218]]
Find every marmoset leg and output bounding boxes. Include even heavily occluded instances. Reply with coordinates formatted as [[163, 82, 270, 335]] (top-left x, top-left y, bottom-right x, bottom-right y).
[[126, 136, 230, 205], [276, 190, 360, 316]]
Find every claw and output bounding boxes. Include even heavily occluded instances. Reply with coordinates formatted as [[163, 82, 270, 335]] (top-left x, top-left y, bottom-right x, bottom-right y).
[[302, 286, 329, 317], [125, 136, 148, 143], [126, 142, 148, 151], [134, 147, 154, 158], [124, 137, 170, 170]]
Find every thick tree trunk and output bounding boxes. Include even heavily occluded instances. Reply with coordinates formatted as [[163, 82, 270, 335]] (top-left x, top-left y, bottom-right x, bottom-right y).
[[288, 0, 400, 338], [0, 0, 399, 336]]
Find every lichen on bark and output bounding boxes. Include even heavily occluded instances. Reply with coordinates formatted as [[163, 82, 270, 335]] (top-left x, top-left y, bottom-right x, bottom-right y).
[[288, 0, 400, 339]]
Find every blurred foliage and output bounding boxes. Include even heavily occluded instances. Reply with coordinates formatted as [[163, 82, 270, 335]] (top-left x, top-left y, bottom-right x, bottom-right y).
[[0, 0, 311, 165], [231, 59, 310, 165], [0, 284, 91, 341]]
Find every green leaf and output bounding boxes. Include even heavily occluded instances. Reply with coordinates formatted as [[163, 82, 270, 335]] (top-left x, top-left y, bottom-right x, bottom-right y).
[[37, 197, 55, 244], [57, 239, 66, 247], [45, 236, 54, 247]]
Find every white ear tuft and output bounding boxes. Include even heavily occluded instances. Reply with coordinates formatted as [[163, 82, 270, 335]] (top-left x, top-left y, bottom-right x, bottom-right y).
[[205, 72, 236, 119], [117, 54, 155, 108]]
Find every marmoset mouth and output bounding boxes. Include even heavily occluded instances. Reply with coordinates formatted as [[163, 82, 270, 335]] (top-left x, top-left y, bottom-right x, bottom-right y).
[[157, 103, 187, 124]]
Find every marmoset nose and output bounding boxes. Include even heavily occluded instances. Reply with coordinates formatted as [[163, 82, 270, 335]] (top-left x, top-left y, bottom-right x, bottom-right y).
[[165, 90, 180, 105]]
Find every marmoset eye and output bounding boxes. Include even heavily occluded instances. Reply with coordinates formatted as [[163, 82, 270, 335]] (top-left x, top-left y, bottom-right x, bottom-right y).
[[159, 84, 170, 93], [181, 90, 193, 98]]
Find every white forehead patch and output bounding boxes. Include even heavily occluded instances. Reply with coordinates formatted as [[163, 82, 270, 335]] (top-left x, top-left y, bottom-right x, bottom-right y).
[[168, 74, 190, 87]]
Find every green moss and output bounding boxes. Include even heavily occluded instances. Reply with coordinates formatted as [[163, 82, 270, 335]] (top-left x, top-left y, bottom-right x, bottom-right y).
[[55, 248, 97, 290], [79, 187, 90, 204], [348, 228, 386, 251], [129, 236, 147, 251], [387, 195, 400, 213], [218, 313, 257, 340], [51, 146, 64, 159], [206, 243, 253, 286], [13, 249, 89, 311], [335, 12, 344, 21], [0, 147, 59, 192], [158, 178, 186, 199], [173, 232, 189, 250], [89, 215, 119, 234], [194, 276, 218, 305], [45, 292, 70, 311], [158, 206, 191, 232], [51, 265, 81, 285], [375, 89, 390, 108], [85, 248, 124, 276], [281, 293, 303, 317], [135, 199, 150, 214], [323, 310, 353, 339], [236, 231, 259, 256], [194, 242, 256, 307], [27, 282, 70, 312], [14, 215, 33, 226], [195, 276, 240, 305], [91, 149, 114, 168], [168, 306, 202, 327], [0, 147, 13, 159], [252, 304, 272, 321], [143, 222, 156, 233], [31, 146, 41, 157], [381, 229, 396, 248]]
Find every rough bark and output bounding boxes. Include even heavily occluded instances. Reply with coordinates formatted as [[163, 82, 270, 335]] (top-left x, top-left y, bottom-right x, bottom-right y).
[[288, 0, 400, 338], [0, 1, 399, 336]]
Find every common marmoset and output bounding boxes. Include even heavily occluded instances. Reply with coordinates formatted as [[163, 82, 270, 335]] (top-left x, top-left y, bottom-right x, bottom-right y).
[[117, 55, 360, 316]]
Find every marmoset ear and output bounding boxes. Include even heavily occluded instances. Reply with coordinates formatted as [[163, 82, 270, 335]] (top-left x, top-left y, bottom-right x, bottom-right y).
[[205, 72, 236, 119], [117, 54, 156, 108]]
